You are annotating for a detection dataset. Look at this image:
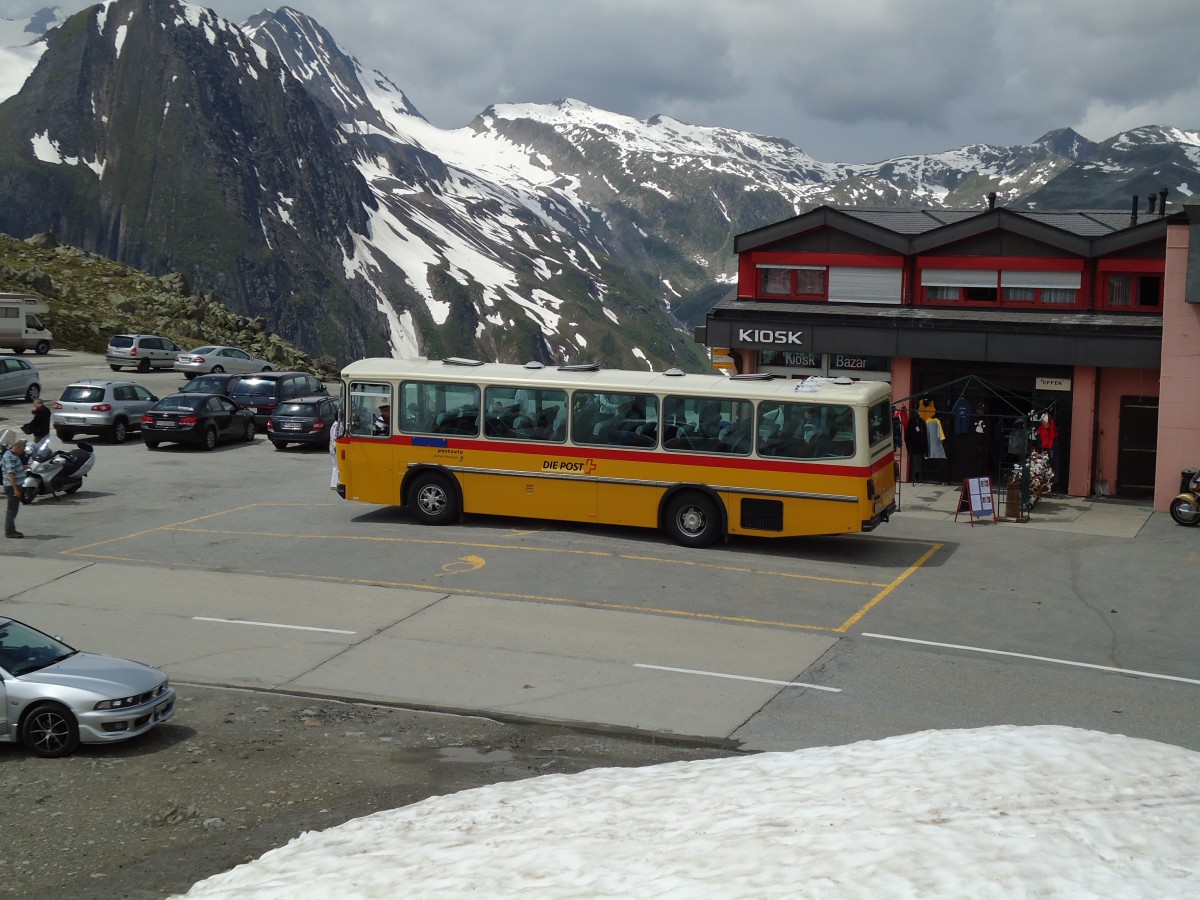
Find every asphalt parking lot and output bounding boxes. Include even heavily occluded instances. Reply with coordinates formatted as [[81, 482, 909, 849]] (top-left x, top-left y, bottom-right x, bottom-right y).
[[3, 350, 1199, 755]]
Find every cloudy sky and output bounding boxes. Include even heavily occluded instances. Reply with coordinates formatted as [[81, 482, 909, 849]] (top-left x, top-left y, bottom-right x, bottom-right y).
[[8, 0, 1200, 162]]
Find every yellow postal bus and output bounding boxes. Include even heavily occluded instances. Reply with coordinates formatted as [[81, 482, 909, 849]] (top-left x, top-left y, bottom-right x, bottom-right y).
[[336, 357, 896, 547]]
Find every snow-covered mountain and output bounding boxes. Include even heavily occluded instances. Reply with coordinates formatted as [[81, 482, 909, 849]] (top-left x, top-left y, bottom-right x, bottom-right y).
[[1, 1, 1196, 369]]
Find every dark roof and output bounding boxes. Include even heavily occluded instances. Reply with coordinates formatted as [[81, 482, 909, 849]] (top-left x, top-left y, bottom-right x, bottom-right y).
[[839, 209, 979, 234], [735, 205, 1172, 257]]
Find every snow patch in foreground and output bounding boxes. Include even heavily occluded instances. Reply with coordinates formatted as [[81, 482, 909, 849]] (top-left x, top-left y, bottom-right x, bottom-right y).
[[179, 725, 1200, 898]]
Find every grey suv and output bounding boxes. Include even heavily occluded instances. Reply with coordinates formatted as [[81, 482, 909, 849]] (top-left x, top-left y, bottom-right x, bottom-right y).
[[106, 334, 183, 372], [53, 380, 159, 443]]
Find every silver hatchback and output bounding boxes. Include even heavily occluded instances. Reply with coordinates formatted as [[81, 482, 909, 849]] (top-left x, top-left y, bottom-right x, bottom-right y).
[[0, 356, 40, 402], [52, 380, 159, 443]]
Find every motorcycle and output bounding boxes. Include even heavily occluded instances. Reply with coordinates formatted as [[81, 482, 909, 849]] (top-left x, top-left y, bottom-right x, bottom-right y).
[[1170, 469, 1200, 526], [21, 436, 96, 504]]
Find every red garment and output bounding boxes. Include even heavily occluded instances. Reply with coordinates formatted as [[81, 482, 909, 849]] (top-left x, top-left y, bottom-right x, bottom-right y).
[[1037, 416, 1058, 450]]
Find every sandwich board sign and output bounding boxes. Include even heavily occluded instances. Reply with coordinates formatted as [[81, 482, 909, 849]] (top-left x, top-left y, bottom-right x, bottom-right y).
[[955, 476, 997, 526]]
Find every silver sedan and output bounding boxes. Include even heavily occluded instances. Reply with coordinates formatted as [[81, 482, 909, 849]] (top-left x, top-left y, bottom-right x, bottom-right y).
[[174, 345, 275, 378], [0, 616, 176, 758]]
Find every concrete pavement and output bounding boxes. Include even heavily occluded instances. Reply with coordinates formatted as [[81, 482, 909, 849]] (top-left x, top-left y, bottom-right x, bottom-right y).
[[0, 556, 836, 748], [895, 481, 1153, 538], [0, 485, 1156, 748]]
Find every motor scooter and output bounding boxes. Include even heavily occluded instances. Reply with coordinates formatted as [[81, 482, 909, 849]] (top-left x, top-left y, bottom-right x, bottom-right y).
[[21, 436, 96, 504], [1170, 469, 1200, 526]]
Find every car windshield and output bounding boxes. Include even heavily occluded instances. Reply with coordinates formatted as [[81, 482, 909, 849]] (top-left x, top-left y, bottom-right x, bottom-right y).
[[109, 336, 134, 348], [187, 347, 218, 355], [234, 380, 275, 398], [60, 386, 105, 402], [0, 618, 77, 677], [153, 396, 202, 412]]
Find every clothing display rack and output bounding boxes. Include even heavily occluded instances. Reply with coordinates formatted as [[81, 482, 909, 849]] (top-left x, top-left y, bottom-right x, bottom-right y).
[[892, 375, 1062, 513]]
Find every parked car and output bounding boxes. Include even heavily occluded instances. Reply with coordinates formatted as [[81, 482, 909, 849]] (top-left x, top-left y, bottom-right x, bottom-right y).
[[228, 371, 327, 428], [0, 615, 175, 758], [52, 380, 158, 443], [106, 334, 183, 372], [174, 346, 275, 378], [140, 393, 257, 450], [177, 372, 244, 396], [0, 356, 40, 402], [267, 395, 342, 450]]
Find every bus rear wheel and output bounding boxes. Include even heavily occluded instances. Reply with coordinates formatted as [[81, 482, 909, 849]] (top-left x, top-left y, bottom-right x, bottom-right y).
[[664, 492, 721, 548], [409, 472, 459, 526]]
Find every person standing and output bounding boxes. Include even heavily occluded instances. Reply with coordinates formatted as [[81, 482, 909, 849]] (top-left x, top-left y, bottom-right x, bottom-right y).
[[3, 438, 28, 538], [329, 415, 343, 490], [25, 399, 51, 442]]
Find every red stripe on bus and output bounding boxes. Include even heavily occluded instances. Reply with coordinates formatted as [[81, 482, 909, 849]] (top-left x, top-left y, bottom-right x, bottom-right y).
[[351, 433, 897, 479]]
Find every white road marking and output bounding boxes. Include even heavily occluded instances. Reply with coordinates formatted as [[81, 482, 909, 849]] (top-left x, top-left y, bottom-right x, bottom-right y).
[[863, 632, 1200, 686], [634, 663, 841, 692], [193, 616, 356, 635]]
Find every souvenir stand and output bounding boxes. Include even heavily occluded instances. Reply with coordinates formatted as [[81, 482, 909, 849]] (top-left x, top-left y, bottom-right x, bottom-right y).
[[893, 375, 1061, 519]]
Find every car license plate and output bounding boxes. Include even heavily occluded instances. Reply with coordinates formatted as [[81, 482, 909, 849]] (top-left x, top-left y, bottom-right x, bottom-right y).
[[282, 422, 302, 430], [157, 419, 174, 426], [65, 417, 85, 425]]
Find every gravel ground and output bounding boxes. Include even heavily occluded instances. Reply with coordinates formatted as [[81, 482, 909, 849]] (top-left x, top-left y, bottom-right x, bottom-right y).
[[1, 684, 732, 899]]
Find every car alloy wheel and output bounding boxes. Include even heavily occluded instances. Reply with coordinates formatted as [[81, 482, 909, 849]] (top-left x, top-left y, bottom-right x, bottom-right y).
[[21, 702, 81, 758]]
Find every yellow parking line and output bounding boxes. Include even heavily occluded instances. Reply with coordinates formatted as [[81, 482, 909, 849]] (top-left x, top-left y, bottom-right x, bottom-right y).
[[835, 542, 943, 633]]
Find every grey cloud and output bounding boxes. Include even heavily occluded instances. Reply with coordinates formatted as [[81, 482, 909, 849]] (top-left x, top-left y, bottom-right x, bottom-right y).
[[13, 0, 1200, 162], [773, 1, 999, 128]]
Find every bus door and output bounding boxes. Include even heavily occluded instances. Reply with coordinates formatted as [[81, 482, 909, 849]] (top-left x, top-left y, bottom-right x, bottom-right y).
[[343, 381, 394, 503]]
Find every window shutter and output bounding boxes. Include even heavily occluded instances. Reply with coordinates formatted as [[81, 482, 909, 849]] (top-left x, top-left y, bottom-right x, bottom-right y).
[[828, 267, 902, 304], [1000, 271, 1082, 289], [921, 268, 998, 287]]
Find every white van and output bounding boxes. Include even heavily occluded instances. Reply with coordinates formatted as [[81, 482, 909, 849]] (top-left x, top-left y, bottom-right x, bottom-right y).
[[0, 294, 54, 355]]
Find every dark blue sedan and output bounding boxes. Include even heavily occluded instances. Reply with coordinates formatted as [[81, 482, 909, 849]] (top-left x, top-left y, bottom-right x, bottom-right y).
[[140, 393, 256, 450]]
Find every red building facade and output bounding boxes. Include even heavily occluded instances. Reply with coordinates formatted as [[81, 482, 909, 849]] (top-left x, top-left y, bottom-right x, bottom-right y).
[[700, 200, 1188, 503]]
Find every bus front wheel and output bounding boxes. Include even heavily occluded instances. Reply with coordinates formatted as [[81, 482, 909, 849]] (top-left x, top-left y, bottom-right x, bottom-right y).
[[409, 472, 459, 526], [664, 492, 721, 548]]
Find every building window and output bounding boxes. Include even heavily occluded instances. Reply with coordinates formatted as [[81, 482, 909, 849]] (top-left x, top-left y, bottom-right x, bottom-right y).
[[761, 268, 791, 294], [1039, 288, 1077, 305], [1001, 286, 1077, 305], [964, 286, 999, 302], [926, 286, 960, 301], [919, 269, 999, 306], [922, 268, 1082, 308], [999, 270, 1081, 308], [1003, 287, 1035, 302], [1102, 273, 1162, 311], [795, 268, 825, 294], [758, 266, 826, 299]]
